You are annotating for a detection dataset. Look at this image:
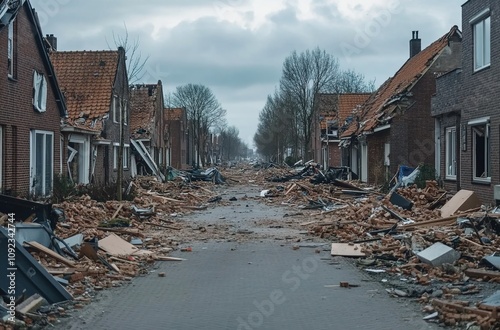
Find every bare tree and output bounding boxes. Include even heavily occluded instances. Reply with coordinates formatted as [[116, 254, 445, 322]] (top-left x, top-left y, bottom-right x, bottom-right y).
[[173, 84, 226, 168], [279, 47, 340, 159], [108, 24, 149, 84]]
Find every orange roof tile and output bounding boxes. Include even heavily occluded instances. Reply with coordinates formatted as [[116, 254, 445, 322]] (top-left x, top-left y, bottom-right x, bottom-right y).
[[341, 26, 461, 138], [165, 108, 185, 121], [315, 93, 369, 130], [50, 50, 119, 130], [130, 84, 160, 139]]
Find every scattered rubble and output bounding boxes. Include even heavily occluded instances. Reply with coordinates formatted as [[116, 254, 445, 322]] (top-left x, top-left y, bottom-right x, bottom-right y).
[[1, 164, 499, 329]]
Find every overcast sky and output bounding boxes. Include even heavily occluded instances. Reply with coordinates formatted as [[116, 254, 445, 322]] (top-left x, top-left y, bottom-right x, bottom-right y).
[[31, 0, 463, 147]]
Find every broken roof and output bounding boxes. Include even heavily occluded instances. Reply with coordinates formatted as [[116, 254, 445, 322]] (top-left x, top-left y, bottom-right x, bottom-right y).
[[165, 107, 185, 121], [341, 25, 461, 138], [50, 50, 120, 131], [315, 93, 370, 130], [130, 83, 162, 140]]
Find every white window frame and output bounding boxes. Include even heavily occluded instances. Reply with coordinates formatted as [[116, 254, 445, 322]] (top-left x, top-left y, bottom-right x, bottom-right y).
[[33, 71, 47, 112], [30, 130, 54, 197], [113, 143, 119, 169], [445, 127, 457, 180], [68, 135, 91, 184], [471, 122, 491, 182], [112, 95, 118, 123], [7, 20, 14, 78], [113, 143, 129, 169], [472, 13, 491, 71], [123, 144, 129, 169]]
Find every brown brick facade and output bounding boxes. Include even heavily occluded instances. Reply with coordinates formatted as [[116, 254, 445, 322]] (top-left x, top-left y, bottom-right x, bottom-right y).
[[0, 4, 65, 197]]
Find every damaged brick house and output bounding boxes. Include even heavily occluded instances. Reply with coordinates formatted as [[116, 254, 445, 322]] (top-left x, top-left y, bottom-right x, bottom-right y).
[[432, 0, 499, 203], [340, 27, 462, 184], [164, 107, 189, 170], [129, 81, 165, 175], [0, 0, 67, 198], [49, 43, 130, 185], [312, 93, 369, 170]]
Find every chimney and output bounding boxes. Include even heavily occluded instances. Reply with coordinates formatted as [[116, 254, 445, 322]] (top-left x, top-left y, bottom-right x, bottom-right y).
[[46, 34, 57, 51], [409, 31, 421, 58]]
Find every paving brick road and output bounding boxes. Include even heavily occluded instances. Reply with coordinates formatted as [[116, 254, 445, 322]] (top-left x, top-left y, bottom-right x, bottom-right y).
[[56, 240, 439, 330], [53, 185, 442, 330]]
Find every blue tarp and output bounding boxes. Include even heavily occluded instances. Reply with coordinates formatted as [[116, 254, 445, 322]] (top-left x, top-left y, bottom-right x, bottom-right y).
[[398, 165, 415, 182]]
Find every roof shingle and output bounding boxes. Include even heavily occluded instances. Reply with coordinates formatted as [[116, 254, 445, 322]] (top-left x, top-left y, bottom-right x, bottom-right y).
[[50, 50, 119, 130], [341, 26, 461, 138]]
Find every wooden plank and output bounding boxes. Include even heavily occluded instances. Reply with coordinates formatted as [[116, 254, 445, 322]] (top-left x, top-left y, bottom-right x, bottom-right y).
[[144, 222, 182, 230], [99, 233, 152, 257], [464, 268, 500, 279], [155, 256, 186, 261], [440, 190, 482, 218], [331, 243, 366, 257], [111, 204, 124, 220], [25, 241, 76, 267]]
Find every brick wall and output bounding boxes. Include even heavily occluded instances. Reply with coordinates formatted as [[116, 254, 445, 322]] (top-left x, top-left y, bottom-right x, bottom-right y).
[[0, 5, 63, 197], [96, 48, 130, 185], [459, 0, 500, 204], [367, 130, 390, 185]]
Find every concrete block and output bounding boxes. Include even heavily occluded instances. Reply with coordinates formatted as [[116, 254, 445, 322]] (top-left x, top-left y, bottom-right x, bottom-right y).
[[416, 242, 460, 267]]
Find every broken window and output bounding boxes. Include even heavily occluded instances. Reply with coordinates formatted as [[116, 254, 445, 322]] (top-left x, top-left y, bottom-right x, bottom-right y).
[[31, 130, 54, 197], [33, 71, 47, 112], [472, 123, 490, 181], [445, 127, 457, 179], [473, 14, 490, 70]]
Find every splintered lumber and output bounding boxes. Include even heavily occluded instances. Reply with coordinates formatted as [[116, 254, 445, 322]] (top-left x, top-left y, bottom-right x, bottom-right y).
[[464, 268, 500, 280], [111, 204, 124, 220], [155, 256, 186, 261], [25, 241, 76, 267], [143, 222, 182, 230], [331, 243, 366, 257], [398, 215, 460, 230], [285, 183, 297, 196], [432, 299, 492, 318], [96, 227, 143, 236]]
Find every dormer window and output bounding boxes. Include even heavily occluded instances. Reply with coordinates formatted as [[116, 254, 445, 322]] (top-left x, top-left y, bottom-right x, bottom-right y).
[[33, 71, 47, 112]]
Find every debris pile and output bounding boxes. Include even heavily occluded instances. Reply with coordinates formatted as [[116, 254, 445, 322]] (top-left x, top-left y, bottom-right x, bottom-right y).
[[0, 175, 222, 328]]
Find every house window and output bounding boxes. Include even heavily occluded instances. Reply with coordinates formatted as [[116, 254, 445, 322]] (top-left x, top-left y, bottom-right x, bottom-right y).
[[123, 145, 129, 169], [7, 20, 15, 77], [33, 71, 47, 112], [113, 144, 118, 169], [445, 127, 457, 179], [472, 123, 490, 182], [112, 95, 118, 123], [30, 130, 54, 197], [123, 100, 128, 126], [473, 15, 490, 71], [113, 143, 129, 169]]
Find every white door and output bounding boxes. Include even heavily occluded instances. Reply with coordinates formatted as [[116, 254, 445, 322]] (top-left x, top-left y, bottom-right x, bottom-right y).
[[30, 130, 54, 197], [68, 135, 90, 184], [434, 119, 441, 178], [351, 146, 358, 178]]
